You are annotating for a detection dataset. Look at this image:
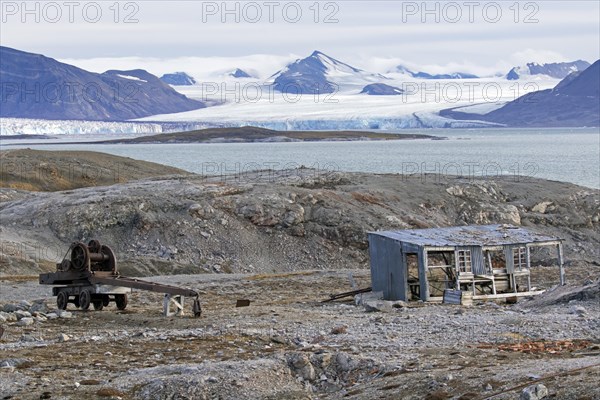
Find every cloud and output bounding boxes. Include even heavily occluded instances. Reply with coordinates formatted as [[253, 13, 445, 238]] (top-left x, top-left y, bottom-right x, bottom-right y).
[[509, 49, 569, 65], [2, 1, 597, 72], [59, 54, 298, 80]]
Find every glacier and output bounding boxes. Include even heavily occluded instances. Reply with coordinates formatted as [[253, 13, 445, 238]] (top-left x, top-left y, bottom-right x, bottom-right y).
[[0, 118, 163, 136]]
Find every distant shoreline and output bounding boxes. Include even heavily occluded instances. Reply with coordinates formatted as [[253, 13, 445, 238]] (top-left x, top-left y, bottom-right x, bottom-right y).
[[0, 126, 446, 145]]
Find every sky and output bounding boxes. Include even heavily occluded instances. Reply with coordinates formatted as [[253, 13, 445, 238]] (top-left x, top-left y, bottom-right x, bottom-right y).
[[1, 0, 599, 76]]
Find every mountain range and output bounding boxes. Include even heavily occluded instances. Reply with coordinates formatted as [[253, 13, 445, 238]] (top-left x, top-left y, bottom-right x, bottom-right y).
[[0, 46, 204, 121], [506, 60, 590, 80], [360, 83, 404, 95], [271, 51, 387, 94], [1, 46, 597, 128], [160, 72, 196, 86], [393, 65, 478, 79], [230, 68, 253, 78], [442, 60, 600, 127]]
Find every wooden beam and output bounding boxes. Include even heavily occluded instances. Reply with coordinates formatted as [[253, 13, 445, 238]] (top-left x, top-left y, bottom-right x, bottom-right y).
[[472, 290, 545, 300], [418, 247, 430, 301], [558, 243, 565, 285]]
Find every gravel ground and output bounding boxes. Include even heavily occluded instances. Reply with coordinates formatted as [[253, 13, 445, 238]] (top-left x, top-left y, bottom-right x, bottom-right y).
[[1, 268, 598, 400]]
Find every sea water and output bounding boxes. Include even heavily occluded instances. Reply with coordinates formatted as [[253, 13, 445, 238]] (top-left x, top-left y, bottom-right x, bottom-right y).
[[3, 127, 599, 189]]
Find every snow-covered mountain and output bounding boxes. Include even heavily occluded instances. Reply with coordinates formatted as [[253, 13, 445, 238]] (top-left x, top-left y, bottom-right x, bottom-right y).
[[4, 47, 591, 134], [160, 72, 196, 85], [393, 65, 478, 79], [271, 50, 387, 94], [230, 68, 253, 78], [506, 60, 590, 80], [0, 46, 204, 121], [360, 83, 403, 95], [445, 59, 600, 127]]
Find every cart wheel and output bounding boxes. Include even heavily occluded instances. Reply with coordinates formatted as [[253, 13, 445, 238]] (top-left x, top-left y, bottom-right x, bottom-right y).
[[79, 290, 91, 310], [57, 291, 68, 310], [92, 300, 104, 311], [115, 294, 128, 310], [102, 295, 110, 307]]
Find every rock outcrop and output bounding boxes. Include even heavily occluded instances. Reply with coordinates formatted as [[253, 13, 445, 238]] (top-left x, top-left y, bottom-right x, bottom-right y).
[[1, 168, 598, 276]]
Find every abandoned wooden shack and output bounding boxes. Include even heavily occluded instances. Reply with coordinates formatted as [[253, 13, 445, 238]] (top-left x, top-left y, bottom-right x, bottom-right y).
[[368, 224, 565, 302]]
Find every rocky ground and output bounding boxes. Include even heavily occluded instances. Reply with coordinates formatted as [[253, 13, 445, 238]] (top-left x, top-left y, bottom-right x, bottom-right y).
[[0, 153, 598, 277], [0, 150, 599, 399], [0, 269, 598, 400]]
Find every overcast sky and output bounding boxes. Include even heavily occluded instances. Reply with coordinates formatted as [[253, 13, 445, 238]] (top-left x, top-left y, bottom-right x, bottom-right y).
[[1, 1, 598, 75]]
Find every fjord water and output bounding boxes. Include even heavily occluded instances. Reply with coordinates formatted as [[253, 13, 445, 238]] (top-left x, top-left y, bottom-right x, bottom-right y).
[[7, 128, 600, 189]]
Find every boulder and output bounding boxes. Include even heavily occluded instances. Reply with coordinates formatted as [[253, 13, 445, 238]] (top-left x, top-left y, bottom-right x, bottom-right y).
[[520, 384, 549, 400], [288, 353, 316, 381]]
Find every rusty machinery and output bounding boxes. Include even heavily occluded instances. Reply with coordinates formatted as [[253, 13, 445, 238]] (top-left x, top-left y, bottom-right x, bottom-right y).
[[39, 240, 201, 317]]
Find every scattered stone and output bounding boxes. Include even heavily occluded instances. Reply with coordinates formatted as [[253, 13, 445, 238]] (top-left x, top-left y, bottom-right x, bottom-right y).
[[363, 300, 392, 313], [207, 376, 218, 383], [0, 358, 31, 368], [20, 334, 37, 342], [520, 383, 549, 400], [57, 310, 73, 318], [96, 387, 126, 397], [16, 317, 34, 326], [57, 333, 70, 342], [570, 305, 587, 316], [29, 300, 49, 314], [531, 201, 553, 214], [3, 303, 19, 313], [3, 313, 17, 322], [288, 353, 316, 381], [330, 325, 347, 335], [188, 202, 215, 219], [19, 300, 32, 308], [391, 300, 408, 308], [271, 335, 288, 344], [14, 310, 32, 320]]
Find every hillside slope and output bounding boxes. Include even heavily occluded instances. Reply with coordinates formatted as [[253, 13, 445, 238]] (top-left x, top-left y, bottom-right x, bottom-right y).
[[1, 162, 597, 276]]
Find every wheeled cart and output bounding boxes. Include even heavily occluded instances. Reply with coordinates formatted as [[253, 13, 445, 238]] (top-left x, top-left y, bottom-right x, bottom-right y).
[[39, 240, 201, 317]]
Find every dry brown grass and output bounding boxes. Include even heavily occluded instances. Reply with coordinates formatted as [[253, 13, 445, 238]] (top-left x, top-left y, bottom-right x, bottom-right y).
[[351, 191, 384, 206]]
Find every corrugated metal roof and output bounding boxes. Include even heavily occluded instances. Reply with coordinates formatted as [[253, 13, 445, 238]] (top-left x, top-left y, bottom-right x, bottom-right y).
[[368, 224, 560, 247]]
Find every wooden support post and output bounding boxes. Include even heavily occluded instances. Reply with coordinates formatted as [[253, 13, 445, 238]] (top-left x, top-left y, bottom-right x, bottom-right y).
[[418, 247, 430, 301], [401, 250, 409, 301], [557, 243, 565, 285], [163, 294, 185, 316]]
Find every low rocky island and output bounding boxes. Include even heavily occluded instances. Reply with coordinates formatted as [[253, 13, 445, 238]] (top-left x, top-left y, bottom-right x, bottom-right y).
[[93, 126, 444, 144]]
